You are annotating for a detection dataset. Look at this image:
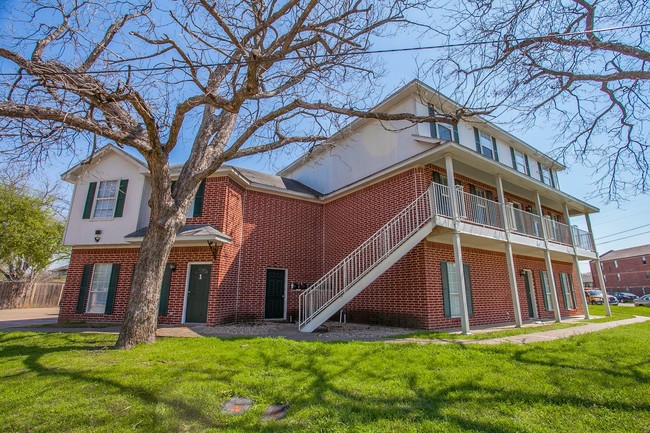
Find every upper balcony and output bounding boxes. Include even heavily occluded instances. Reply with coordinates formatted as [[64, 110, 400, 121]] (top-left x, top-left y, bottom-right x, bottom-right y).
[[427, 182, 597, 260]]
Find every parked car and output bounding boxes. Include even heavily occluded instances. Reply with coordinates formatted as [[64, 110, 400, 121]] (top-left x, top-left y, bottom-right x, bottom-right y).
[[613, 292, 639, 303], [634, 295, 650, 307], [585, 290, 618, 305]]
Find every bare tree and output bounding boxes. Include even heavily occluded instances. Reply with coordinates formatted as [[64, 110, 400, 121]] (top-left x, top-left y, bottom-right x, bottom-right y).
[[0, 0, 463, 348], [426, 0, 650, 200]]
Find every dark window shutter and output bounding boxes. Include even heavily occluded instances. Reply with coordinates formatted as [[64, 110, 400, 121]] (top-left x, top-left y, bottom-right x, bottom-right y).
[[540, 271, 550, 311], [464, 263, 473, 316], [568, 274, 577, 309], [428, 106, 438, 139], [441, 262, 451, 318], [524, 155, 531, 176], [192, 179, 206, 217], [77, 264, 93, 313], [453, 124, 459, 143], [433, 171, 442, 184], [473, 127, 481, 153], [510, 147, 517, 170], [105, 264, 120, 314], [159, 264, 173, 316], [469, 184, 477, 195], [486, 190, 494, 201], [82, 182, 97, 219], [491, 136, 499, 162], [113, 179, 129, 218], [537, 162, 544, 182]]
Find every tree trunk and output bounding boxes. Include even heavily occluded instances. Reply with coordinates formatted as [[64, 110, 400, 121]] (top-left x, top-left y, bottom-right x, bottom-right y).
[[115, 212, 182, 349]]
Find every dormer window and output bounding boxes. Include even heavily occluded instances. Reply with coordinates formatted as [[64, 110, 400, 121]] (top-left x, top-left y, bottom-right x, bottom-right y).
[[82, 179, 129, 220]]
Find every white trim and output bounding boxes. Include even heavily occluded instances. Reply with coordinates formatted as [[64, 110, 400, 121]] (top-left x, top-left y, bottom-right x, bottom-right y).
[[523, 269, 539, 319], [264, 267, 288, 321], [182, 262, 212, 324], [90, 179, 120, 220]]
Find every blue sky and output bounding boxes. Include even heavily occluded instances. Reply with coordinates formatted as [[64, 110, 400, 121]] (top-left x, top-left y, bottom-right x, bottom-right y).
[[1, 2, 647, 272]]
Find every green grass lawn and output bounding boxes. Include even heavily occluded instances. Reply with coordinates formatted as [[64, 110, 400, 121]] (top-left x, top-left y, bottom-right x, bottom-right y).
[[1, 322, 649, 432]]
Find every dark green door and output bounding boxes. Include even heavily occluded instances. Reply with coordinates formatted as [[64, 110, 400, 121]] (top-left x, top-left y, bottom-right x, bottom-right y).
[[185, 264, 211, 323], [265, 269, 285, 319], [523, 271, 536, 319]]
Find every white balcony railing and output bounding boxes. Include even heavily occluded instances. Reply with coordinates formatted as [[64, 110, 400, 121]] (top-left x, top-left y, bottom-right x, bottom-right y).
[[572, 226, 595, 251], [507, 206, 544, 239]]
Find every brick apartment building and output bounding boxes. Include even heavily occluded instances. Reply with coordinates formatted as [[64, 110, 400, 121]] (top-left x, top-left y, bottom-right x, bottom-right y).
[[590, 244, 650, 296], [59, 80, 603, 333]]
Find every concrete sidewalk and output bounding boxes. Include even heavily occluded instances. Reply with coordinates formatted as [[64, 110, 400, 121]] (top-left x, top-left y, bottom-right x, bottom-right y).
[[392, 315, 650, 345], [0, 307, 59, 329]]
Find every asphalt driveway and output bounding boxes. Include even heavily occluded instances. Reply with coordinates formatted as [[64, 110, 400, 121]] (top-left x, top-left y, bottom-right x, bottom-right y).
[[0, 307, 59, 330]]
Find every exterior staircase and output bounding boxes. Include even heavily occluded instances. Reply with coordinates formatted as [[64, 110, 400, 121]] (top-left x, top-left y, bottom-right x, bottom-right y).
[[298, 185, 437, 332]]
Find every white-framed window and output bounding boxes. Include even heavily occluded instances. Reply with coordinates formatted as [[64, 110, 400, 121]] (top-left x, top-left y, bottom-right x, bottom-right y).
[[93, 180, 119, 219], [617, 273, 621, 281], [436, 122, 454, 142], [512, 149, 528, 174], [614, 260, 618, 268], [643, 256, 647, 265], [478, 130, 494, 159], [540, 165, 553, 186], [87, 264, 112, 313], [442, 262, 473, 317]]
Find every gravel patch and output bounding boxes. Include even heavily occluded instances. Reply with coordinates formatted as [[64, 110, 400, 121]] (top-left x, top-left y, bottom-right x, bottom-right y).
[[179, 321, 418, 341]]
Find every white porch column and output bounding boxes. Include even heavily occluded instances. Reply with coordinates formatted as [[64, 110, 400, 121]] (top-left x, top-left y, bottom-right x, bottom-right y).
[[535, 191, 562, 322], [444, 154, 470, 334], [496, 174, 523, 327], [586, 213, 612, 317], [562, 203, 590, 319]]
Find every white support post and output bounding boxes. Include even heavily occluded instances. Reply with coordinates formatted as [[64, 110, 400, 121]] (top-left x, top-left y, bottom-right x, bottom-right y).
[[536, 191, 562, 322], [445, 154, 470, 335], [496, 174, 523, 327], [562, 203, 590, 319], [586, 214, 611, 317]]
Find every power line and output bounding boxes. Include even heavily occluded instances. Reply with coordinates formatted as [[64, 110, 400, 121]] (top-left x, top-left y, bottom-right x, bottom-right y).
[[595, 223, 650, 240], [0, 22, 648, 77], [598, 229, 650, 245]]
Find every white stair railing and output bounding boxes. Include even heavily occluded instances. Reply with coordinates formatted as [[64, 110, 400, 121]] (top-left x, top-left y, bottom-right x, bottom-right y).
[[298, 185, 437, 330]]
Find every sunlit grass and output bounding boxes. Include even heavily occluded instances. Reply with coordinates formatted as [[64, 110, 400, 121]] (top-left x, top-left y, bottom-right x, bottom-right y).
[[1, 321, 649, 432]]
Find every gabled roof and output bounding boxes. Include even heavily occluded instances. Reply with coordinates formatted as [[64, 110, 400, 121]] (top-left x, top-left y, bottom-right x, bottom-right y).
[[61, 144, 148, 182], [600, 244, 650, 261], [125, 224, 232, 245], [277, 79, 566, 176]]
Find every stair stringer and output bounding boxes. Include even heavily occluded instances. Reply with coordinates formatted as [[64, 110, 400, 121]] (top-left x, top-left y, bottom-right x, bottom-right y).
[[299, 220, 435, 333]]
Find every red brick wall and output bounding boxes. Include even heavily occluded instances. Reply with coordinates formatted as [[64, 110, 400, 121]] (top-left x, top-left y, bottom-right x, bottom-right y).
[[343, 241, 583, 330], [236, 190, 323, 322], [591, 255, 650, 296]]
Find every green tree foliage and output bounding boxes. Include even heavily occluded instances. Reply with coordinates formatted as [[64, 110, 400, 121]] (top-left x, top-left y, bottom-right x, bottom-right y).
[[0, 185, 65, 280]]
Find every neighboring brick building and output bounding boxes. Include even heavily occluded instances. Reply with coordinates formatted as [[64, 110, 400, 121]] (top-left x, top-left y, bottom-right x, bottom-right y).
[[59, 80, 602, 333], [590, 244, 650, 296]]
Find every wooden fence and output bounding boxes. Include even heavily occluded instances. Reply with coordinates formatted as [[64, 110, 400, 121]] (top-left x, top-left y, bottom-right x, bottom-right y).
[[0, 281, 64, 309]]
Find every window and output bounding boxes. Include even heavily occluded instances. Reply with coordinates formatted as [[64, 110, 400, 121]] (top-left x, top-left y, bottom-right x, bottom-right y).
[[614, 260, 618, 268], [559, 272, 577, 310], [82, 179, 129, 220], [469, 184, 496, 226], [510, 147, 530, 175], [540, 270, 553, 311], [428, 106, 458, 143], [643, 256, 647, 265], [538, 163, 555, 188], [93, 180, 119, 218], [473, 128, 499, 161], [617, 273, 621, 281], [87, 264, 113, 313], [441, 262, 473, 317], [646, 272, 650, 279], [604, 275, 607, 281]]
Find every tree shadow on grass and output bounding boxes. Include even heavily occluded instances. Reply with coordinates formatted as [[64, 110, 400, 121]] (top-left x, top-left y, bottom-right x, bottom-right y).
[[2, 334, 649, 432]]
